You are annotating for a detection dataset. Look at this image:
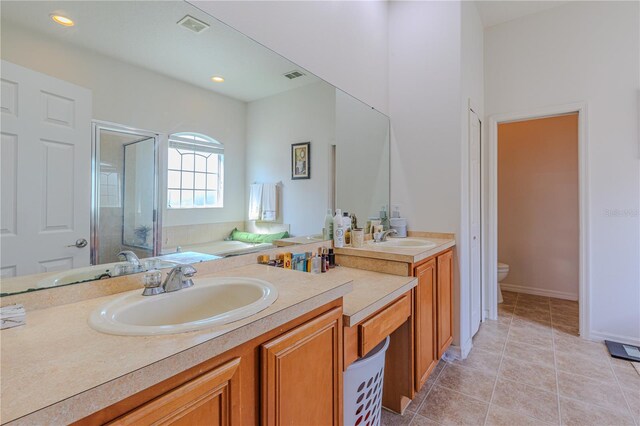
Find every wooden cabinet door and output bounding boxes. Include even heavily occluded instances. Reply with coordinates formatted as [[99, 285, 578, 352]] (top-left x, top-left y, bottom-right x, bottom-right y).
[[437, 250, 454, 358], [109, 358, 241, 426], [261, 307, 343, 426], [414, 258, 437, 391]]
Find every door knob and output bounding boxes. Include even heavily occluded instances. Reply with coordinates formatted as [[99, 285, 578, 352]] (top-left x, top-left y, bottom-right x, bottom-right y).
[[67, 238, 88, 248]]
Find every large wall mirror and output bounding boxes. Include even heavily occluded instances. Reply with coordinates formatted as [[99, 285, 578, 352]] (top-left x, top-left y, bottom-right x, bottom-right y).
[[0, 1, 390, 296]]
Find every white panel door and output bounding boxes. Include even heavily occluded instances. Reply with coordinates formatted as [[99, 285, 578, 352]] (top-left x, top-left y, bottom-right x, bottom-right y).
[[470, 110, 482, 336], [1, 60, 92, 278]]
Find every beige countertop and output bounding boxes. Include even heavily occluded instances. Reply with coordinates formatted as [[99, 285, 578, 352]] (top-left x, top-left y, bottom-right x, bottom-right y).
[[0, 262, 421, 425], [333, 267, 417, 327], [0, 264, 353, 425], [335, 237, 455, 264]]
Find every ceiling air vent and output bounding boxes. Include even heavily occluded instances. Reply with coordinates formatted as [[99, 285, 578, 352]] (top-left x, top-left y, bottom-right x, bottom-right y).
[[177, 15, 210, 34], [284, 70, 306, 80]]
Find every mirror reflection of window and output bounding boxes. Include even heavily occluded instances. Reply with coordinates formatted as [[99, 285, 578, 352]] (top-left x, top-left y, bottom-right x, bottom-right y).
[[99, 165, 121, 208], [167, 132, 224, 209]]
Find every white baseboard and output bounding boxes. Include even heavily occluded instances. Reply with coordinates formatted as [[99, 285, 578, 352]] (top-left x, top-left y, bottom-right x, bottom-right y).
[[500, 283, 578, 301], [588, 330, 640, 347]]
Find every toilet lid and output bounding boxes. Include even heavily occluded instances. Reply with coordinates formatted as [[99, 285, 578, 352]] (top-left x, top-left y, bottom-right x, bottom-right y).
[[498, 262, 509, 270]]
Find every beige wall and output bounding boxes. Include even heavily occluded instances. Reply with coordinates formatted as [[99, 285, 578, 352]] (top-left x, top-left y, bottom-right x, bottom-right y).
[[498, 113, 579, 300]]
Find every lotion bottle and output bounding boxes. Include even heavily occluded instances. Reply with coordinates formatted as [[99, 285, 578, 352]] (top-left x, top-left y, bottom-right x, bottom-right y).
[[333, 209, 345, 248], [324, 209, 334, 240]]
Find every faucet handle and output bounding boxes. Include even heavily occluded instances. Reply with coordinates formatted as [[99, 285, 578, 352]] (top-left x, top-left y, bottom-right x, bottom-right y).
[[175, 264, 196, 289], [142, 270, 164, 296], [178, 264, 197, 277]]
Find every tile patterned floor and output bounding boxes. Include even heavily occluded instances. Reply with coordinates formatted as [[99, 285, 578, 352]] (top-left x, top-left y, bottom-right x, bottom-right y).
[[382, 291, 640, 425]]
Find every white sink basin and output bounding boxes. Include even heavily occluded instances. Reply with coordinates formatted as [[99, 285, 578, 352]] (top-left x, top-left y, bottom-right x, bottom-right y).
[[37, 260, 178, 288], [89, 277, 278, 336], [369, 238, 437, 250]]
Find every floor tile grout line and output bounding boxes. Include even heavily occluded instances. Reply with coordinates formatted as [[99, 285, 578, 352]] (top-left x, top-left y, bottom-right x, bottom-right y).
[[550, 324, 634, 419], [550, 305, 563, 426], [481, 292, 514, 426], [445, 358, 502, 377], [554, 393, 638, 420], [605, 350, 638, 425], [428, 380, 495, 406], [411, 360, 449, 417]]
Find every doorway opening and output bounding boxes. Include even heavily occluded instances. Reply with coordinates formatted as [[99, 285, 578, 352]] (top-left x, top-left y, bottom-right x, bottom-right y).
[[486, 103, 589, 339]]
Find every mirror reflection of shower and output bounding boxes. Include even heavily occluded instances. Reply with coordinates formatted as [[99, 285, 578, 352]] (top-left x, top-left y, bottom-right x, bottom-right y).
[[91, 123, 160, 265]]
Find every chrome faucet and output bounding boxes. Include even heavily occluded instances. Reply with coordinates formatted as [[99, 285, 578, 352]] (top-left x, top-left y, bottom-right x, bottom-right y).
[[117, 250, 141, 268], [373, 228, 398, 242], [162, 264, 197, 293], [142, 264, 197, 296]]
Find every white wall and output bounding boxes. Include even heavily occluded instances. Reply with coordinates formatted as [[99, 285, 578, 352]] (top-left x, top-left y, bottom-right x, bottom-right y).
[[1, 22, 247, 229], [460, 1, 485, 351], [388, 0, 466, 349], [485, 1, 640, 343], [189, 0, 389, 115], [246, 82, 336, 236]]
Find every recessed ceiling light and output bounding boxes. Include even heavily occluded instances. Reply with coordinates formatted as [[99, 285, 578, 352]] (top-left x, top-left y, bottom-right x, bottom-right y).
[[50, 14, 74, 27], [211, 76, 225, 83]]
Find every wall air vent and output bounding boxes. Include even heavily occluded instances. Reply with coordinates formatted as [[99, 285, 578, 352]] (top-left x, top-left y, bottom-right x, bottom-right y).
[[284, 70, 306, 80], [177, 15, 210, 34]]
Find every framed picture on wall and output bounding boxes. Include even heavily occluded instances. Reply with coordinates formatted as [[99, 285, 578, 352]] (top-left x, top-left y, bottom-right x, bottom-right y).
[[291, 141, 310, 180]]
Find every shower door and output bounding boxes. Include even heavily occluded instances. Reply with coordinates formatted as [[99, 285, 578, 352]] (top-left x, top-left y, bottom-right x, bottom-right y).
[[91, 122, 160, 265]]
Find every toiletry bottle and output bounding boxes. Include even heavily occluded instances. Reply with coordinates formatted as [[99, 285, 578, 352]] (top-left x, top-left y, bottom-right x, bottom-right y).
[[343, 212, 351, 245], [311, 255, 322, 274], [343, 212, 351, 230], [328, 248, 335, 268], [334, 219, 345, 248], [380, 206, 389, 230], [392, 205, 400, 218], [333, 209, 344, 248], [324, 209, 334, 240], [306, 252, 312, 272]]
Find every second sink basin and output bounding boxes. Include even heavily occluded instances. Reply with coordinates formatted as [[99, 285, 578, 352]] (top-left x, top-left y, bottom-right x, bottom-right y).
[[89, 277, 278, 336]]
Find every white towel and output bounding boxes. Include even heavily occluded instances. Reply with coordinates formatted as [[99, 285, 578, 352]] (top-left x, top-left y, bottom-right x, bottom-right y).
[[261, 183, 277, 222], [248, 184, 263, 221]]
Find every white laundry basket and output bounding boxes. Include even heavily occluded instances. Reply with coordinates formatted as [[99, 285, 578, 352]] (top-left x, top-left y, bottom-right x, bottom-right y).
[[344, 336, 390, 426]]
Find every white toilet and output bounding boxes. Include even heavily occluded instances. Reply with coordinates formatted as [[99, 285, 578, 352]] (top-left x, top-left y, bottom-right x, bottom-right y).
[[497, 262, 510, 304]]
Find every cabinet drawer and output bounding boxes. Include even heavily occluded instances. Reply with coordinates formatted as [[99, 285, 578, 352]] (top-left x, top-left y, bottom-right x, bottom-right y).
[[359, 293, 411, 356]]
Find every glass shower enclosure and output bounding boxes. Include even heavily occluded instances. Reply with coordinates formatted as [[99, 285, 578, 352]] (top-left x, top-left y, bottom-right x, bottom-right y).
[[91, 122, 160, 265]]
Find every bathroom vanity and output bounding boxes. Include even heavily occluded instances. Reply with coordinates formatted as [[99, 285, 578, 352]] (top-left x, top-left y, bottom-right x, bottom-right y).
[[0, 237, 453, 425], [336, 234, 456, 404]]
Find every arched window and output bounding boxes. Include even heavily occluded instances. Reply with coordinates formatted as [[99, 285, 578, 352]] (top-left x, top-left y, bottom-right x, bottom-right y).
[[167, 132, 224, 208]]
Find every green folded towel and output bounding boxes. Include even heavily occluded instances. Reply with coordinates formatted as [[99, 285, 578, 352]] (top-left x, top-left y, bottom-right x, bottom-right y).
[[230, 228, 289, 244]]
